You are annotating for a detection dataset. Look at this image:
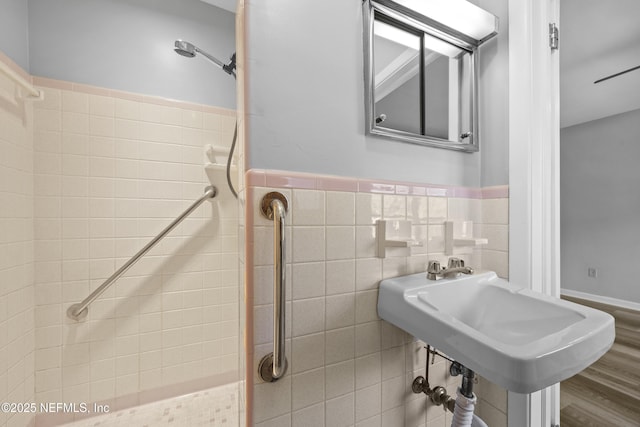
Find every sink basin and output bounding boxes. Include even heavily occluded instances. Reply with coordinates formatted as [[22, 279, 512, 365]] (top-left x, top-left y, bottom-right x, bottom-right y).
[[378, 271, 615, 393]]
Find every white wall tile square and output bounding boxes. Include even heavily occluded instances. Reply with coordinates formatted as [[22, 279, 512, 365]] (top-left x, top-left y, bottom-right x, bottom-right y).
[[356, 193, 382, 225], [326, 191, 355, 225], [355, 353, 381, 390], [254, 377, 292, 423], [291, 367, 325, 411], [326, 226, 356, 260], [291, 333, 325, 374], [292, 402, 325, 427], [292, 227, 325, 263], [380, 376, 404, 412], [407, 196, 429, 225], [381, 405, 404, 427], [325, 393, 355, 427], [292, 189, 325, 225], [325, 327, 355, 365], [380, 346, 405, 381], [482, 198, 509, 225], [325, 294, 355, 331], [62, 91, 89, 113], [382, 195, 406, 220], [325, 360, 355, 399], [355, 226, 377, 259], [355, 383, 381, 422], [292, 262, 325, 300], [355, 322, 381, 358], [448, 197, 481, 223], [291, 297, 325, 337], [325, 260, 355, 295], [355, 290, 379, 324]]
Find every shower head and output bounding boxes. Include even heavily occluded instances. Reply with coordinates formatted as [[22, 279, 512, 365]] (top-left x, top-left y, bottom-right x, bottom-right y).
[[174, 40, 197, 58], [174, 39, 236, 78]]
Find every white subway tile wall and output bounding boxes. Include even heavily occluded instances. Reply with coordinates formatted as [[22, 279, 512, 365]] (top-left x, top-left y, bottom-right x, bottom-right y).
[[32, 83, 240, 422], [249, 183, 509, 427], [0, 65, 36, 427]]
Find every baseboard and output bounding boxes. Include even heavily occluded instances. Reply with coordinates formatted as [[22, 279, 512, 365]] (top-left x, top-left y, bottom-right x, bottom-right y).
[[561, 288, 640, 312]]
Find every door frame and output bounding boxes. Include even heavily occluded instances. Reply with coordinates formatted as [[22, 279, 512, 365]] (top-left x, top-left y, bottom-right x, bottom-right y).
[[508, 0, 561, 425]]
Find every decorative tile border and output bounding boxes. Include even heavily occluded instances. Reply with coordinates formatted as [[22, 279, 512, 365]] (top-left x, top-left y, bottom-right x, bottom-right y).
[[31, 76, 236, 116], [481, 185, 510, 199], [246, 169, 509, 199]]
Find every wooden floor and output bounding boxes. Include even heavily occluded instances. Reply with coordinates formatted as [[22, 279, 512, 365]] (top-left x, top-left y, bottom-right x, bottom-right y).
[[560, 296, 640, 427]]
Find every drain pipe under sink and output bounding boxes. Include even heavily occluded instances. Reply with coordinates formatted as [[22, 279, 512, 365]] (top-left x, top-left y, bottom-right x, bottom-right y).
[[411, 347, 488, 427], [450, 362, 487, 427], [451, 388, 487, 427]]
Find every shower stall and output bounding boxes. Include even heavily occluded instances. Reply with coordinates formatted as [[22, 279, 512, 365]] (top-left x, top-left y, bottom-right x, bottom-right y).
[[0, 1, 245, 426]]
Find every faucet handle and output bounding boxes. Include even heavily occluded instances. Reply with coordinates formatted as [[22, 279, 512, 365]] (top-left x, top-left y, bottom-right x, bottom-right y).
[[427, 260, 442, 273], [426, 260, 442, 280], [447, 257, 464, 269]]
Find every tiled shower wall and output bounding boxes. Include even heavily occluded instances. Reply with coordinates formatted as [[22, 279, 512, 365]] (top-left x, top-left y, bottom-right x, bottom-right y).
[[246, 171, 508, 427], [0, 55, 36, 427], [31, 79, 240, 423]]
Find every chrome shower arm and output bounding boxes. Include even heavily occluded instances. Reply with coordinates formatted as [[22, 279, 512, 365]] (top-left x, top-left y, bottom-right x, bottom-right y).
[[193, 46, 226, 69]]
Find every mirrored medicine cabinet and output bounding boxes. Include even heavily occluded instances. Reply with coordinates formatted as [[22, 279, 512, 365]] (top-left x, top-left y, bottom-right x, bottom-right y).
[[363, 0, 498, 152]]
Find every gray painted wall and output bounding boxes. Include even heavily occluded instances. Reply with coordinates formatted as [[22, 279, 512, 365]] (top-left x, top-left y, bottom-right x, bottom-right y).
[[244, 0, 508, 186], [474, 0, 509, 187], [28, 0, 236, 109], [0, 0, 29, 70], [561, 108, 640, 303]]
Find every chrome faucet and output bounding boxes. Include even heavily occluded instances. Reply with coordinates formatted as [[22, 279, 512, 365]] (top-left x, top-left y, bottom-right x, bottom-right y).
[[427, 258, 474, 280]]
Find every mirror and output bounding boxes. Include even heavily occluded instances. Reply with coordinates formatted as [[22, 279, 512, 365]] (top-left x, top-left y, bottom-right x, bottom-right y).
[[363, 0, 498, 152]]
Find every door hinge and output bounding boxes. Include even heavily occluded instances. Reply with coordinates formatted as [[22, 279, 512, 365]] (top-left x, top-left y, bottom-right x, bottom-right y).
[[549, 23, 559, 50]]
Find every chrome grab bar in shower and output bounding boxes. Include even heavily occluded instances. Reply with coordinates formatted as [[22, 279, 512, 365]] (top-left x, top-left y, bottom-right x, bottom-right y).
[[66, 186, 217, 321], [258, 192, 289, 382]]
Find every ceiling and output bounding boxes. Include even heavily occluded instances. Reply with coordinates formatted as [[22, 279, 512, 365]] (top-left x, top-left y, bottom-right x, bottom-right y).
[[561, 0, 640, 128], [200, 0, 236, 14]]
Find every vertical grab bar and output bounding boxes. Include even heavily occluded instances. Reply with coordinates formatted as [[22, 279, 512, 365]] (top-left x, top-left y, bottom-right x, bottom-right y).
[[258, 192, 289, 382]]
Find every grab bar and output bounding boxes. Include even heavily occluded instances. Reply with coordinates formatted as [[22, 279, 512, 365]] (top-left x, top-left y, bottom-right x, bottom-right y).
[[258, 192, 289, 382], [66, 186, 217, 321]]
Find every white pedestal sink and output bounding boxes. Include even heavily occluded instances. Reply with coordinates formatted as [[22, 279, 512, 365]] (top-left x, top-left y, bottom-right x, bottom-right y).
[[378, 271, 615, 393]]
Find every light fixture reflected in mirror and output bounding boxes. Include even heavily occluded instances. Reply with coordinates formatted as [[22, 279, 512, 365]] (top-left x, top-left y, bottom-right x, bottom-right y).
[[363, 0, 498, 152], [374, 20, 419, 49], [393, 0, 498, 42]]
